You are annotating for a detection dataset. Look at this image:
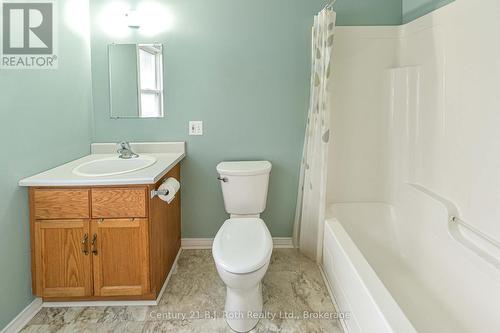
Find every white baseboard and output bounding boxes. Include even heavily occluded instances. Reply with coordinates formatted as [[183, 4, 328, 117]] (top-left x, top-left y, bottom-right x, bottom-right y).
[[318, 264, 350, 333], [1, 249, 184, 331], [1, 298, 42, 333], [272, 237, 294, 248], [155, 248, 181, 303], [181, 238, 214, 249], [181, 237, 294, 249], [44, 248, 183, 308], [43, 299, 157, 308]]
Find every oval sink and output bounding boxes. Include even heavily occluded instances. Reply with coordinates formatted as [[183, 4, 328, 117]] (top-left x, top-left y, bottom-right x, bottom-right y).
[[73, 155, 157, 177]]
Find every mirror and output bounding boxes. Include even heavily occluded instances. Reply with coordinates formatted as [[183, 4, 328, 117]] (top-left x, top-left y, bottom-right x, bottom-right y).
[[108, 43, 164, 118]]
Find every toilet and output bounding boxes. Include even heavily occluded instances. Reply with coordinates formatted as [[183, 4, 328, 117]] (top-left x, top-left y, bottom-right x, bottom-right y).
[[212, 161, 273, 332]]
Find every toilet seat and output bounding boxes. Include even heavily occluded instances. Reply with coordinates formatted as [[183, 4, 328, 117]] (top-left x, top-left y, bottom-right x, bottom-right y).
[[213, 218, 272, 274]]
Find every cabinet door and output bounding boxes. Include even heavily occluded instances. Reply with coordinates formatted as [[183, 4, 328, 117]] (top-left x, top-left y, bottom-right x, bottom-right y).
[[34, 220, 92, 297], [90, 218, 149, 297]]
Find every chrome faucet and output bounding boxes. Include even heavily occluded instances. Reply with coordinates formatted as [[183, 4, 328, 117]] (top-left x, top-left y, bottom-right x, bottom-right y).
[[117, 141, 139, 159]]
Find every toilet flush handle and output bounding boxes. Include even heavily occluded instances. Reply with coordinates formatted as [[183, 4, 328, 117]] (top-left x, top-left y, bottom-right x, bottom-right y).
[[217, 176, 228, 182]]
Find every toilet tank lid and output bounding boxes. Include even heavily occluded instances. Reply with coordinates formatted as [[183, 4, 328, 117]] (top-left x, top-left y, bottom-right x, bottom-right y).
[[217, 161, 272, 176]]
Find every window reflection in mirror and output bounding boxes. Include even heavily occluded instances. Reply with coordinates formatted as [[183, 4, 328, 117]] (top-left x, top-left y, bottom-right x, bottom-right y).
[[108, 43, 164, 118]]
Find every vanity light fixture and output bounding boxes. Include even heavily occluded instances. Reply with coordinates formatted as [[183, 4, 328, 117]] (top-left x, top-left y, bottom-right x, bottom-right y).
[[126, 10, 141, 28]]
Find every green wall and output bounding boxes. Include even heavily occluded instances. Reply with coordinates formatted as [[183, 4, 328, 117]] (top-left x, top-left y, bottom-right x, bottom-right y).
[[90, 0, 326, 238], [333, 0, 455, 26], [0, 0, 454, 329], [0, 0, 93, 329], [403, 0, 454, 23], [334, 0, 402, 26], [89, 0, 438, 240]]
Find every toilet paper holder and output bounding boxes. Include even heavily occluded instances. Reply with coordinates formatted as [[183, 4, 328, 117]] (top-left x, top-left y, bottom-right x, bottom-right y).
[[150, 188, 169, 199]]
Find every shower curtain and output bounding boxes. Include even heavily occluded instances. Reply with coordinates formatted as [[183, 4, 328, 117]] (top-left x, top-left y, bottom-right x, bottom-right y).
[[293, 8, 336, 262]]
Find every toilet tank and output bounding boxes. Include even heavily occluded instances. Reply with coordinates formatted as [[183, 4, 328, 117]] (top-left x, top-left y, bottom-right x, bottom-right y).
[[216, 161, 272, 215]]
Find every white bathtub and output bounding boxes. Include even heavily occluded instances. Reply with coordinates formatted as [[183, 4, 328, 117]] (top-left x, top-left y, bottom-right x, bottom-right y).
[[323, 203, 417, 333], [322, 187, 500, 333]]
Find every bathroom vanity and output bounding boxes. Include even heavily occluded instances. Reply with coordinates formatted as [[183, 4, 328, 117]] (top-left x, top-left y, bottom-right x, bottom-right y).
[[19, 142, 185, 302]]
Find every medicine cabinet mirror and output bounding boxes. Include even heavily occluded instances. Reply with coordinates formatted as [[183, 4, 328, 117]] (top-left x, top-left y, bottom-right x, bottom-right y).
[[108, 43, 164, 118]]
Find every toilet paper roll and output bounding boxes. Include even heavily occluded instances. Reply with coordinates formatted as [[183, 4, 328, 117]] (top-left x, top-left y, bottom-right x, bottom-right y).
[[158, 177, 180, 204]]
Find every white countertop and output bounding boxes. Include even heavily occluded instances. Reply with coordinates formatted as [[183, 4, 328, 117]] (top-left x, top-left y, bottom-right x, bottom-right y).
[[19, 142, 185, 187]]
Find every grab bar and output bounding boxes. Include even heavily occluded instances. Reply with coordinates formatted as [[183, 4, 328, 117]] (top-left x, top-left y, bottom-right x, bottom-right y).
[[450, 216, 500, 251], [408, 183, 500, 271]]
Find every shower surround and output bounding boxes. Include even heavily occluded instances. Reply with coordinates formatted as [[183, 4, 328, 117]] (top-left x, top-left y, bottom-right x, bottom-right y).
[[323, 0, 500, 332]]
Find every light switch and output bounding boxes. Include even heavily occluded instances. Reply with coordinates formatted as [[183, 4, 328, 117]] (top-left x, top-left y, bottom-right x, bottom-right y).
[[189, 121, 203, 136]]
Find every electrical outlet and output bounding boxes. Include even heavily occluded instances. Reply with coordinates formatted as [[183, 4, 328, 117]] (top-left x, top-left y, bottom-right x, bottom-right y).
[[189, 121, 203, 136]]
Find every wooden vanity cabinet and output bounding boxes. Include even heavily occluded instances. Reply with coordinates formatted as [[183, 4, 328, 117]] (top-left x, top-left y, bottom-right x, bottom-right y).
[[28, 164, 181, 301], [34, 219, 92, 298], [90, 218, 149, 297]]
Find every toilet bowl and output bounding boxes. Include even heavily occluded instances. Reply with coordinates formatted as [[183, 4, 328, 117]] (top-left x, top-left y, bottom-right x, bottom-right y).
[[213, 161, 273, 332], [213, 218, 272, 332]]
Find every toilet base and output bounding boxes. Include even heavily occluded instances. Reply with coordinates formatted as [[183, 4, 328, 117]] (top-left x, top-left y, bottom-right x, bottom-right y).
[[224, 282, 263, 332]]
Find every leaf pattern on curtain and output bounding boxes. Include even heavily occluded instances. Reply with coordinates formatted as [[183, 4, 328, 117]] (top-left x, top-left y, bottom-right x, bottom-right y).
[[293, 8, 336, 261]]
